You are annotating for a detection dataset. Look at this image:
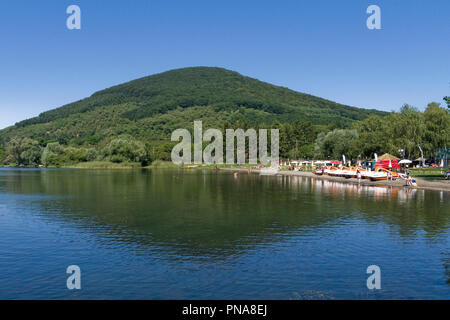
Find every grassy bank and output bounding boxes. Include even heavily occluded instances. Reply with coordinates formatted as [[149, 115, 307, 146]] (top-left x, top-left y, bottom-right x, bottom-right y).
[[144, 160, 181, 169], [410, 168, 448, 180], [65, 161, 142, 169], [144, 162, 263, 170]]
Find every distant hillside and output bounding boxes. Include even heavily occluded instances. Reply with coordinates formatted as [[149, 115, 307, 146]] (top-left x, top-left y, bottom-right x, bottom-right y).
[[0, 67, 387, 145]]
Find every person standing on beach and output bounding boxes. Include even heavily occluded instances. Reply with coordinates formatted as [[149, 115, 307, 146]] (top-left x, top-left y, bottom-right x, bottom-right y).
[[357, 169, 361, 184]]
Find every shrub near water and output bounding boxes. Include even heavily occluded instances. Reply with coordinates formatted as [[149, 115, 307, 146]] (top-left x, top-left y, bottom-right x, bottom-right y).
[[100, 137, 149, 165], [5, 137, 42, 166], [85, 148, 98, 162], [64, 147, 87, 163], [41, 142, 65, 167], [3, 136, 151, 168], [42, 143, 87, 167], [0, 146, 5, 164]]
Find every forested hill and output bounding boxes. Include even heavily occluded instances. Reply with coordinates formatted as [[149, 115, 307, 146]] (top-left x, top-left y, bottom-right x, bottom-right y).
[[0, 67, 386, 145]]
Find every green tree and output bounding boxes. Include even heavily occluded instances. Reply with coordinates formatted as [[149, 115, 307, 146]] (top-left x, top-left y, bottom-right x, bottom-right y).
[[353, 115, 390, 159], [5, 137, 24, 165], [0, 146, 6, 164], [390, 104, 425, 159], [152, 141, 176, 161], [314, 129, 359, 160], [5, 137, 42, 166], [288, 121, 316, 159], [63, 147, 87, 163], [293, 144, 315, 159], [21, 145, 42, 166], [444, 96, 450, 108], [42, 142, 65, 167], [101, 137, 148, 165], [279, 123, 293, 157], [85, 148, 98, 162], [423, 102, 450, 156]]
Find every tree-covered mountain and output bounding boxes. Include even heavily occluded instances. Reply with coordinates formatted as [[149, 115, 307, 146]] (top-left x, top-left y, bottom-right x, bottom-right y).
[[0, 67, 386, 147]]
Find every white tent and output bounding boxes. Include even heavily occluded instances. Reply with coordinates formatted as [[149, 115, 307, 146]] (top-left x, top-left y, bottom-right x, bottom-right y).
[[398, 159, 412, 164]]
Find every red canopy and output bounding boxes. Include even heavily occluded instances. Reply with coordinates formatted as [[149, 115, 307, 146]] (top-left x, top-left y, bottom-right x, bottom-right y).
[[330, 160, 341, 164], [375, 160, 400, 169]]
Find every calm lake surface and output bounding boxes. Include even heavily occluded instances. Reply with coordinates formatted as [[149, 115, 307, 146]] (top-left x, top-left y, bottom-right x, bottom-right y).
[[0, 168, 448, 299]]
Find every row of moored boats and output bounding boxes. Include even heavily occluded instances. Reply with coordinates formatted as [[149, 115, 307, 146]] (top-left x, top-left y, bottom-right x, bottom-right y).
[[313, 166, 406, 181]]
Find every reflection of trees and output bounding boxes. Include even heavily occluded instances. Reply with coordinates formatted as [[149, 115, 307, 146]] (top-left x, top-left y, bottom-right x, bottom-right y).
[[1, 169, 449, 259]]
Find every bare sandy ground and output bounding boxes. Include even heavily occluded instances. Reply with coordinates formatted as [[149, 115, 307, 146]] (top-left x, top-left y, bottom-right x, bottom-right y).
[[221, 168, 450, 192]]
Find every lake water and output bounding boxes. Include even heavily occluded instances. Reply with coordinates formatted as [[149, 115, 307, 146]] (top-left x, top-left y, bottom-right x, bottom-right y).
[[0, 168, 448, 299]]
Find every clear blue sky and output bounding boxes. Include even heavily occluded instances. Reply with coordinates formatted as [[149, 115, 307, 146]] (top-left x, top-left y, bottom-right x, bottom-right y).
[[0, 0, 449, 129]]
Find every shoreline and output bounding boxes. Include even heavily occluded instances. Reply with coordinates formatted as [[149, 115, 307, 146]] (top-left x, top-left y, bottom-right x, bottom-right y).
[[2, 165, 449, 192], [220, 167, 450, 192]]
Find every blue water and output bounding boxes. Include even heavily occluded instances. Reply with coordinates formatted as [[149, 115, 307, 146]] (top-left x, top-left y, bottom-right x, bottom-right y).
[[0, 168, 448, 299]]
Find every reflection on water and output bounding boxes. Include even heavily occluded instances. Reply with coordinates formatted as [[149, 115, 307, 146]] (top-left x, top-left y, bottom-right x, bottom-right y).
[[0, 168, 448, 299]]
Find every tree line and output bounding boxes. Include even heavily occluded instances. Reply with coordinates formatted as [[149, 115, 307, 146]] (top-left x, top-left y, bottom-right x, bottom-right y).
[[0, 100, 448, 167], [314, 102, 450, 160], [0, 136, 167, 167]]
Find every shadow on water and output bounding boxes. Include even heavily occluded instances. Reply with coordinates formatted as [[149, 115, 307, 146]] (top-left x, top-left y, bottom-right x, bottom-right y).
[[0, 168, 448, 261]]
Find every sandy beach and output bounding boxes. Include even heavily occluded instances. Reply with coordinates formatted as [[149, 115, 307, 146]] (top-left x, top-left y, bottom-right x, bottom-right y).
[[221, 168, 450, 192]]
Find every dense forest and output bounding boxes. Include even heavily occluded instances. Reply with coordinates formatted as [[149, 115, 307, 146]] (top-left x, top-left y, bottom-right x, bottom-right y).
[[314, 102, 450, 161], [0, 67, 448, 167]]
